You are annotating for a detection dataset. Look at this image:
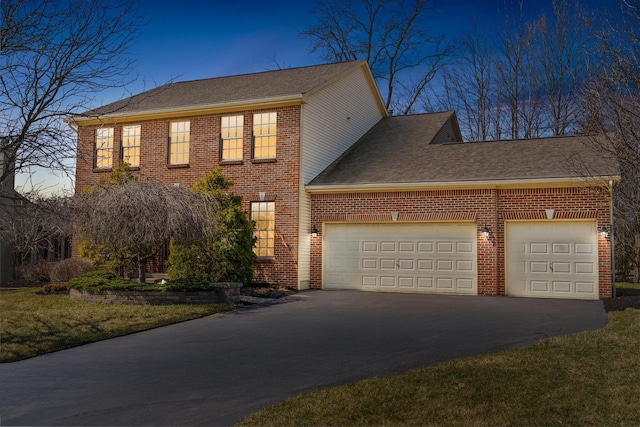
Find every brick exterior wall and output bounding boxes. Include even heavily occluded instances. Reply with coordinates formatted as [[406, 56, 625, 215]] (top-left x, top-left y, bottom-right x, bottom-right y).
[[74, 105, 302, 287], [310, 186, 613, 298]]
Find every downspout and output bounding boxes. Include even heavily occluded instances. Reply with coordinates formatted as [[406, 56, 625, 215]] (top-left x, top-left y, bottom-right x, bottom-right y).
[[610, 179, 616, 297]]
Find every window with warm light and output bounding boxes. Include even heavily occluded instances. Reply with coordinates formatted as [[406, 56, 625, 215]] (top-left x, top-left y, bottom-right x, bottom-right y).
[[169, 121, 190, 165], [221, 115, 243, 161], [121, 125, 140, 167], [250, 201, 275, 257], [95, 127, 114, 169], [253, 112, 277, 159]]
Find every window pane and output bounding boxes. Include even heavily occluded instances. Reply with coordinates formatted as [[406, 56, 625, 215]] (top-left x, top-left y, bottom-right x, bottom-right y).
[[169, 121, 190, 165], [95, 127, 113, 168], [253, 112, 276, 159], [122, 125, 140, 167], [251, 201, 275, 257], [221, 115, 243, 161]]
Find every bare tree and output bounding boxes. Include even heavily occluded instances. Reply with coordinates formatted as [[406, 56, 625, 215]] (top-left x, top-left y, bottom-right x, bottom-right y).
[[432, 0, 594, 141], [303, 0, 454, 114], [0, 0, 142, 186], [0, 192, 73, 276], [529, 0, 592, 136], [425, 22, 500, 141], [582, 0, 640, 282], [74, 180, 221, 283]]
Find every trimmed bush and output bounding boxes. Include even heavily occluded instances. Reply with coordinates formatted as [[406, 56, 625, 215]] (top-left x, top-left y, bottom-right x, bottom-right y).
[[16, 260, 52, 282], [50, 258, 94, 283], [168, 168, 256, 284]]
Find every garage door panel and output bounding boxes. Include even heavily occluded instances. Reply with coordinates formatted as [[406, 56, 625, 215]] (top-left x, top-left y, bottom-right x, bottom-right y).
[[362, 241, 378, 252], [418, 242, 434, 252], [380, 276, 396, 287], [554, 262, 571, 273], [457, 278, 474, 290], [457, 242, 473, 253], [507, 221, 598, 300], [324, 223, 476, 294], [530, 243, 549, 254], [417, 277, 434, 288], [418, 259, 434, 270], [552, 281, 571, 293], [380, 259, 396, 269], [576, 243, 594, 254], [398, 259, 415, 270], [575, 263, 593, 274], [362, 276, 377, 287], [362, 258, 377, 269], [457, 260, 474, 271], [437, 242, 454, 253], [576, 281, 595, 293], [380, 241, 396, 252], [399, 242, 415, 252], [437, 260, 454, 271]]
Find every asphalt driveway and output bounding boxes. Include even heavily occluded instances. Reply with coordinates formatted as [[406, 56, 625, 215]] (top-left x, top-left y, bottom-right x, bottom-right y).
[[0, 290, 606, 426]]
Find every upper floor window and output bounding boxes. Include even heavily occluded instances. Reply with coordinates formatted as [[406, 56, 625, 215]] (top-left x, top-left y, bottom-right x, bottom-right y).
[[250, 201, 275, 258], [169, 121, 190, 165], [95, 127, 114, 169], [121, 125, 140, 167], [253, 112, 276, 159], [221, 115, 243, 161]]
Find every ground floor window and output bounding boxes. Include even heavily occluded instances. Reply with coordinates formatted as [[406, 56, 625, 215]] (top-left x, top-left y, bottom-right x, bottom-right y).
[[250, 201, 274, 257]]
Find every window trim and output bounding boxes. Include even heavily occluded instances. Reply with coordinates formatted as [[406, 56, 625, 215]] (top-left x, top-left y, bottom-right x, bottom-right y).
[[250, 201, 275, 258], [252, 112, 277, 160], [220, 115, 244, 162], [168, 120, 190, 165], [94, 127, 114, 170], [121, 124, 141, 168]]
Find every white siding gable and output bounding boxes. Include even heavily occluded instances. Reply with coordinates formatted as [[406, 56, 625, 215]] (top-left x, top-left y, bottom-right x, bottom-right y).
[[297, 64, 386, 289]]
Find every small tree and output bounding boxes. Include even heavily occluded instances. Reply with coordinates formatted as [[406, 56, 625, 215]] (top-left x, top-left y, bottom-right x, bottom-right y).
[[168, 168, 255, 284], [0, 192, 73, 278], [75, 179, 219, 283]]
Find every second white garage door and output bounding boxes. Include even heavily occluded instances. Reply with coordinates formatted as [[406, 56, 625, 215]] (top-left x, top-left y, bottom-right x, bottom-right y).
[[323, 223, 477, 294], [506, 221, 599, 300]]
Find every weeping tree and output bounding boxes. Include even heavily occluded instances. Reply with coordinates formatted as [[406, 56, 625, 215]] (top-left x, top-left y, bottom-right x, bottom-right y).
[[75, 179, 219, 283]]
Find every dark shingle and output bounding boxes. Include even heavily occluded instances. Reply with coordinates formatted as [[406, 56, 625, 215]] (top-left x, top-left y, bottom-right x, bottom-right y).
[[309, 113, 619, 186], [84, 61, 367, 116]]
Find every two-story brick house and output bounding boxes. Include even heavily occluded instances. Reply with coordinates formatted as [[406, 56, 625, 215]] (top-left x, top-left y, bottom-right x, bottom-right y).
[[73, 60, 619, 299], [73, 60, 387, 288]]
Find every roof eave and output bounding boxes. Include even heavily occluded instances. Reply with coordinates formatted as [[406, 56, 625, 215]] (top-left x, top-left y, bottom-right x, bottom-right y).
[[70, 94, 305, 126], [305, 176, 621, 193]]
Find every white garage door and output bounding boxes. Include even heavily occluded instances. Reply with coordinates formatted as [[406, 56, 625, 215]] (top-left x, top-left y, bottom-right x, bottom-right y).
[[323, 223, 477, 294], [506, 221, 599, 300]]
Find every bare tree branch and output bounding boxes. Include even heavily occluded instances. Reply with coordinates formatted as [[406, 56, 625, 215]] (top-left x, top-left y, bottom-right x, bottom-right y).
[[0, 0, 143, 186]]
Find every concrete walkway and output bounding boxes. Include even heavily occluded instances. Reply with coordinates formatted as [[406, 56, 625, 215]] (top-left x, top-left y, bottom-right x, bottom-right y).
[[0, 291, 606, 426]]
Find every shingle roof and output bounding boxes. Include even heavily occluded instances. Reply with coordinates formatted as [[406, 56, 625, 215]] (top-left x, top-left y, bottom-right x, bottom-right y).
[[308, 113, 619, 187], [84, 61, 367, 117]]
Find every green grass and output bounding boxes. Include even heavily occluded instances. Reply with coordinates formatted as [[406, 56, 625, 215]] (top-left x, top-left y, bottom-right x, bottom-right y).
[[617, 281, 640, 296], [239, 309, 640, 426], [0, 287, 239, 363]]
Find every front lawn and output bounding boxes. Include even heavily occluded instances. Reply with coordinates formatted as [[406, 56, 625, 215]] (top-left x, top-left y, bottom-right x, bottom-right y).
[[0, 288, 238, 363], [240, 308, 640, 426]]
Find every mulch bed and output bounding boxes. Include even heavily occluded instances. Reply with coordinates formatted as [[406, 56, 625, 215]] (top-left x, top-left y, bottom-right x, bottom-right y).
[[602, 296, 640, 312], [240, 286, 297, 299]]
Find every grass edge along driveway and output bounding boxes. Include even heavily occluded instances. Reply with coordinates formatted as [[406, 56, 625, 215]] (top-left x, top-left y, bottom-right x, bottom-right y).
[[0, 288, 239, 363], [240, 308, 640, 426]]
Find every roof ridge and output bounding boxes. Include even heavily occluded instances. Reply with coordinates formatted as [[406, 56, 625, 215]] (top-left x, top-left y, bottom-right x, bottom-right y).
[[155, 60, 366, 86]]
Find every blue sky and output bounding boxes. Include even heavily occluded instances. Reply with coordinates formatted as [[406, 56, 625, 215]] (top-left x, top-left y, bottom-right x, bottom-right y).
[[20, 0, 609, 194]]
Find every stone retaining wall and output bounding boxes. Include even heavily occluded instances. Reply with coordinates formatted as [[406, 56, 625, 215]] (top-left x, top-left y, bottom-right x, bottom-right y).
[[69, 282, 242, 305]]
